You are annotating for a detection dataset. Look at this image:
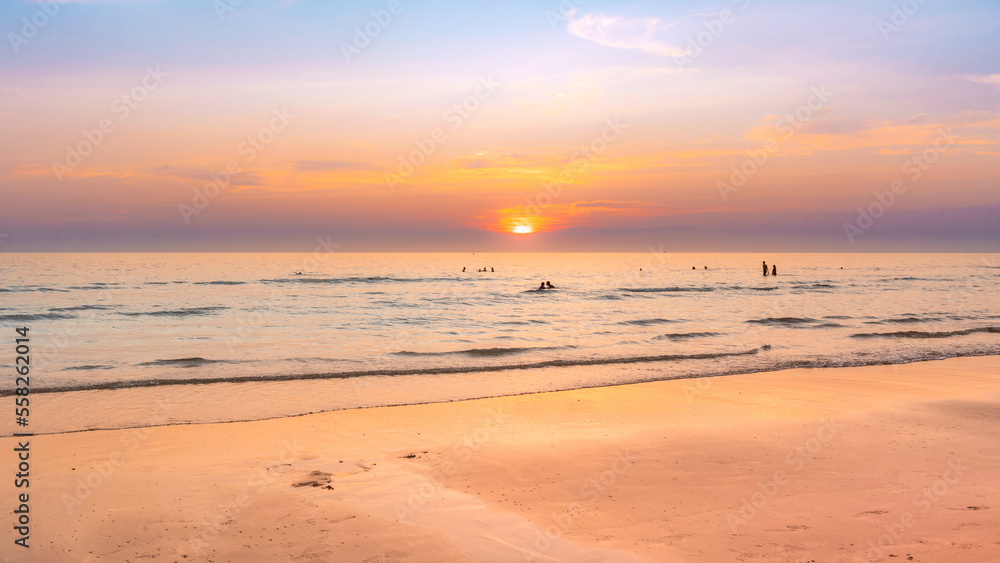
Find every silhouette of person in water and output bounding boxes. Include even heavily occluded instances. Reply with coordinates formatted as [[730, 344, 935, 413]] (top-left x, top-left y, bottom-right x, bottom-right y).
[[763, 261, 769, 276], [462, 267, 466, 272], [772, 265, 777, 276], [539, 282, 546, 290], [704, 266, 708, 270], [546, 281, 555, 289], [491, 267, 494, 272]]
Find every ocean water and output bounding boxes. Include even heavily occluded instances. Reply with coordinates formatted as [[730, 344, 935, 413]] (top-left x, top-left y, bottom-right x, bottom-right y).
[[1, 252, 998, 434]]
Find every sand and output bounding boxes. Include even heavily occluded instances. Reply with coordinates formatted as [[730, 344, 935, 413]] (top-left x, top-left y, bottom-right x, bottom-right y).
[[5, 355, 1000, 562]]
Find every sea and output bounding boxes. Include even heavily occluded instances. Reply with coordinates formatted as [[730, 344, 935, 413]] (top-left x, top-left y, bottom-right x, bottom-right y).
[[1, 252, 998, 435]]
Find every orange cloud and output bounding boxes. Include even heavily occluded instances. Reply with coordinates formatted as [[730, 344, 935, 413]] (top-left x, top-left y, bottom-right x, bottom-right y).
[[11, 164, 51, 177], [744, 110, 1000, 156]]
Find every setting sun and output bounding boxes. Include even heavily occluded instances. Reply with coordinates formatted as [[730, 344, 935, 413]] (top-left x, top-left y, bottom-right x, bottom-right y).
[[512, 225, 533, 234]]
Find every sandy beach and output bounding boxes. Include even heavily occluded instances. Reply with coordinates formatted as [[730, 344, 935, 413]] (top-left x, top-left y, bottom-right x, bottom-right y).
[[7, 355, 1000, 562]]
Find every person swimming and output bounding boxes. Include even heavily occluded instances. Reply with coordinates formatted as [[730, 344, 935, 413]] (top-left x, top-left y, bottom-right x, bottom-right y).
[[545, 281, 555, 289], [772, 264, 777, 276], [538, 282, 546, 290], [762, 261, 769, 276]]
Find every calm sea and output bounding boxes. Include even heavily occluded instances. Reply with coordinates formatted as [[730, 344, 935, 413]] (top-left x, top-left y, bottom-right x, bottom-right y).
[[2, 252, 998, 434]]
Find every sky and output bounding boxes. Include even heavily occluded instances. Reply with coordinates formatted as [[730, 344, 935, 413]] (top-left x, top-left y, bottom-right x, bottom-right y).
[[0, 0, 998, 252]]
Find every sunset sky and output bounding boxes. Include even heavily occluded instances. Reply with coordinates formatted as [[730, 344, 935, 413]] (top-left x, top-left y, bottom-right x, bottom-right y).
[[1, 0, 998, 251]]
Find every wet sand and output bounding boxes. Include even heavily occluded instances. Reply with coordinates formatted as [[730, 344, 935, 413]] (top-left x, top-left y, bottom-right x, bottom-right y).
[[6, 355, 1000, 562]]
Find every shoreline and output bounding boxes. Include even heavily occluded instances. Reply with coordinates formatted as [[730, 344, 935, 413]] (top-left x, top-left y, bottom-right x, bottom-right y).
[[8, 351, 1000, 437], [5, 355, 1000, 561]]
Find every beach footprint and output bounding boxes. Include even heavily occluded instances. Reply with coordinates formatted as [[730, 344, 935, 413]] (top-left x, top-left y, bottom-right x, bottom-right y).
[[292, 470, 334, 489]]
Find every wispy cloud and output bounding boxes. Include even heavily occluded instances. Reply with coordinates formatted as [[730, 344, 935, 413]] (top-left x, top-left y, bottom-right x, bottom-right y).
[[152, 165, 265, 186], [566, 10, 687, 57], [295, 160, 376, 172], [452, 152, 558, 171], [572, 200, 661, 210], [965, 74, 1000, 86]]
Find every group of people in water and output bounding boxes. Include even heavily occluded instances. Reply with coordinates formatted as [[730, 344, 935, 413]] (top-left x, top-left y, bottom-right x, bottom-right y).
[[458, 260, 779, 289], [461, 266, 553, 290]]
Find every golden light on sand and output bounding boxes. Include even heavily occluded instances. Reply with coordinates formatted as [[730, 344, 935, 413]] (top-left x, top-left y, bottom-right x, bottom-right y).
[[512, 224, 533, 234]]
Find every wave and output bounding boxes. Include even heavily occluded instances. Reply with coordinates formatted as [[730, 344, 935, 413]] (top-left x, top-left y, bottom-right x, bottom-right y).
[[623, 285, 798, 294], [653, 332, 723, 341], [746, 317, 821, 326], [38, 287, 71, 292], [62, 365, 115, 371], [264, 276, 457, 284], [621, 287, 714, 293], [121, 306, 229, 317], [194, 281, 247, 285], [9, 348, 767, 396], [851, 327, 1000, 339], [793, 283, 836, 289], [0, 312, 76, 321], [138, 357, 224, 367], [618, 318, 680, 326], [49, 305, 115, 312], [497, 320, 549, 325], [865, 316, 942, 325], [393, 345, 574, 358], [878, 277, 936, 282]]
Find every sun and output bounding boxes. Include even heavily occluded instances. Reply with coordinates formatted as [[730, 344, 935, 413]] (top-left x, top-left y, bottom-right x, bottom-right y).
[[512, 225, 533, 234]]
